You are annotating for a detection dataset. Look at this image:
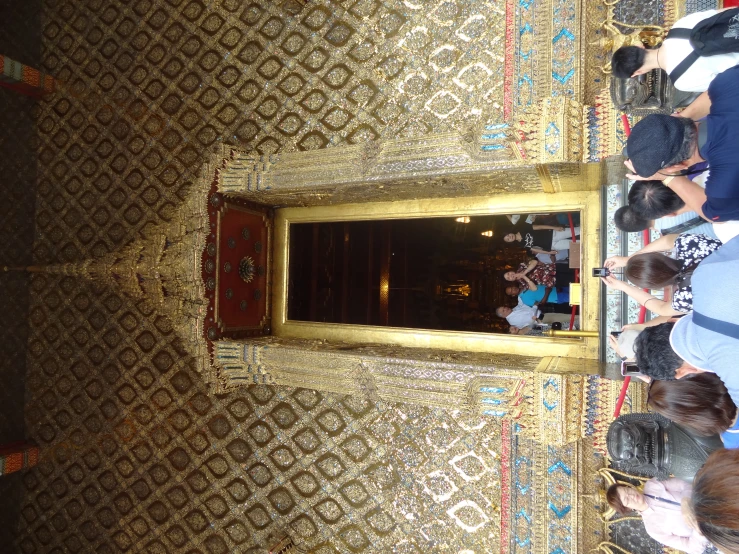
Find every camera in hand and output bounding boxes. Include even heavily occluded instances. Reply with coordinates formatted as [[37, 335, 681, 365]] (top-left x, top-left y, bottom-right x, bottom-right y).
[[611, 331, 622, 337], [593, 267, 611, 277]]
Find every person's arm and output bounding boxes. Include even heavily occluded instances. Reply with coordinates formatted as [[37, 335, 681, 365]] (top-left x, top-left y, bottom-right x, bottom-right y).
[[532, 225, 564, 231], [666, 178, 709, 221], [608, 334, 628, 360], [540, 287, 552, 304], [509, 325, 531, 335], [604, 234, 679, 269], [601, 276, 682, 317], [530, 247, 546, 255], [676, 91, 711, 121], [635, 233, 679, 254], [519, 274, 538, 292], [519, 259, 538, 276], [621, 315, 673, 331]]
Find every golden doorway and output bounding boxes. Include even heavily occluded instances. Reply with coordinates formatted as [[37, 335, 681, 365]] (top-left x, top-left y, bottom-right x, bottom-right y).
[[272, 190, 601, 361]]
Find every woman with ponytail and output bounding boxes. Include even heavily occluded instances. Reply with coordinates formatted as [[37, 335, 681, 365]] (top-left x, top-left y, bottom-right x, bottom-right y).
[[600, 232, 722, 315]]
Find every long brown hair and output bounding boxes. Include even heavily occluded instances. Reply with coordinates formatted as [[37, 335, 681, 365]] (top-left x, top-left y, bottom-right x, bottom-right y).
[[647, 373, 737, 436], [625, 252, 684, 289], [693, 449, 739, 553]]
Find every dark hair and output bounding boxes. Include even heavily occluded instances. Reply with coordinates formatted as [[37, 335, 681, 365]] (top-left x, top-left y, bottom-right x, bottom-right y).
[[634, 322, 683, 380], [612, 46, 646, 79], [614, 206, 650, 233], [648, 373, 737, 436], [606, 484, 629, 515], [628, 180, 685, 219], [692, 449, 739, 553], [625, 252, 684, 289], [664, 117, 698, 168]]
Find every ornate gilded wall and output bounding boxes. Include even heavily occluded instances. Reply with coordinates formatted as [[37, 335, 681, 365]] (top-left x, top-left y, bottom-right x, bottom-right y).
[[210, 0, 598, 205], [6, 0, 624, 552]]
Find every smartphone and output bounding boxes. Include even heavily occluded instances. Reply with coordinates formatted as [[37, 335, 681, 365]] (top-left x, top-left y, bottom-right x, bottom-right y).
[[593, 267, 611, 277], [611, 331, 622, 338], [621, 361, 641, 376]]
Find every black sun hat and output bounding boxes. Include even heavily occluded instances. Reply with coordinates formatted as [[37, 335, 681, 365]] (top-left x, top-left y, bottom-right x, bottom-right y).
[[626, 114, 686, 177]]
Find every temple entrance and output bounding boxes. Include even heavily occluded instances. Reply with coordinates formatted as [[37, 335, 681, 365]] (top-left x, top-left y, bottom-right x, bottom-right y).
[[271, 190, 600, 360], [287, 213, 580, 334]]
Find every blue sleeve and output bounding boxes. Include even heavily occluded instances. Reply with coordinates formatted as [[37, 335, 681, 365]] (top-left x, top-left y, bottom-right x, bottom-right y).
[[702, 195, 739, 222], [721, 429, 739, 449], [708, 65, 739, 114]]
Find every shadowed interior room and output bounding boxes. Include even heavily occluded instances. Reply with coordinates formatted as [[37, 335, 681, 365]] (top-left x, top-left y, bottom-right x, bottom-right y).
[[287, 214, 577, 333], [0, 0, 710, 553]]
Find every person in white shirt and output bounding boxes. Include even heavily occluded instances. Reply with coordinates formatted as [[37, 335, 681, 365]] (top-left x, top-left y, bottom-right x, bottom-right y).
[[611, 9, 739, 93], [495, 297, 540, 330]]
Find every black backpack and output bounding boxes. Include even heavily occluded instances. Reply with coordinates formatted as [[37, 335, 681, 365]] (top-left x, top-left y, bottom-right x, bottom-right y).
[[667, 8, 739, 83]]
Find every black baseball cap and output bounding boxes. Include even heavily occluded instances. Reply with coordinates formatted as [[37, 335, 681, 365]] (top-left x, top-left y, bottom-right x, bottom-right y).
[[625, 114, 686, 177]]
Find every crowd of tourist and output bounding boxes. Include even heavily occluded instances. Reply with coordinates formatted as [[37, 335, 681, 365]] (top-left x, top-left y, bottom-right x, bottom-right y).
[[495, 213, 579, 335], [602, 8, 739, 554]]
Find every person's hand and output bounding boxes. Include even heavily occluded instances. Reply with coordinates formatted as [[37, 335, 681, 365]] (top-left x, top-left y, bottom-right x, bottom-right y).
[[550, 250, 558, 256], [635, 374, 651, 384], [604, 256, 627, 269], [608, 335, 622, 357], [600, 275, 625, 290], [509, 326, 520, 334], [621, 323, 643, 332], [554, 226, 564, 232]]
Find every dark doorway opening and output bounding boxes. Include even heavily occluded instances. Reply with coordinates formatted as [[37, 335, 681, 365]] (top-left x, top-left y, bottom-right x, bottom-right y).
[[288, 213, 580, 333]]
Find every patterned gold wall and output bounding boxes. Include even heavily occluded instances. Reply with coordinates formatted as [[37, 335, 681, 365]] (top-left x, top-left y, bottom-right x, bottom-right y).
[[12, 0, 611, 552]]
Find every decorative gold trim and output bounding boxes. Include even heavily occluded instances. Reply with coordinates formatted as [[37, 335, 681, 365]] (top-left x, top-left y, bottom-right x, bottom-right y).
[[272, 190, 601, 361], [536, 164, 556, 193]]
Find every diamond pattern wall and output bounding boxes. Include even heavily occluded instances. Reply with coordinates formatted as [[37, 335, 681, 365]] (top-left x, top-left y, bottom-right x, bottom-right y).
[[9, 0, 516, 552]]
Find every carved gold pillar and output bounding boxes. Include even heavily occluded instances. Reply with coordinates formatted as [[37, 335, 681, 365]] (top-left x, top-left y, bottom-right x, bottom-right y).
[[214, 337, 590, 445], [215, 97, 594, 207]]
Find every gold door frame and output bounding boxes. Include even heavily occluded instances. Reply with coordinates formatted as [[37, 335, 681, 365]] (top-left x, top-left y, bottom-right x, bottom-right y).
[[272, 190, 600, 360]]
